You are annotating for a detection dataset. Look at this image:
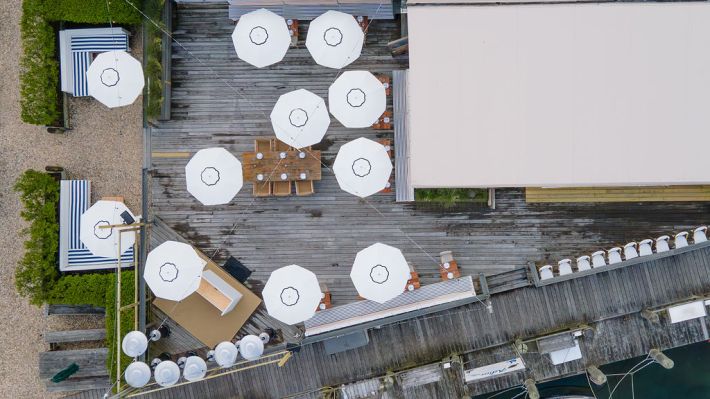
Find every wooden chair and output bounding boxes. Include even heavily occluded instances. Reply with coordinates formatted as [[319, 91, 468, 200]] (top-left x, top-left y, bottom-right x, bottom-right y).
[[376, 139, 393, 193], [405, 263, 421, 291], [318, 283, 331, 310], [372, 111, 392, 130], [273, 181, 291, 196], [439, 251, 461, 281], [295, 180, 314, 196], [273, 139, 292, 152], [375, 74, 392, 96], [253, 181, 272, 197], [287, 19, 299, 47], [255, 139, 272, 153], [356, 16, 369, 39]]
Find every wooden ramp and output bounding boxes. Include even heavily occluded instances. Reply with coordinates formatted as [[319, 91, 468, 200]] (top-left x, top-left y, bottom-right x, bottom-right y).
[[526, 186, 710, 203]]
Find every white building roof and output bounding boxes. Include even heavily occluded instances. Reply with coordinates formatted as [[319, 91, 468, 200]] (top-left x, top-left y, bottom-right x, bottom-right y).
[[407, 3, 710, 188]]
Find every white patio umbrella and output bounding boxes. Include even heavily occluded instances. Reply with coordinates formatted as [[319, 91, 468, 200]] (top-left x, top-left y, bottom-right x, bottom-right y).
[[86, 50, 144, 108], [144, 241, 206, 302], [329, 71, 386, 128], [270, 89, 330, 149], [232, 8, 291, 68], [306, 11, 364, 69], [350, 243, 410, 303], [80, 200, 136, 258], [332, 137, 392, 198], [182, 356, 207, 381], [122, 331, 148, 357], [262, 264, 322, 325], [154, 360, 180, 387], [185, 148, 244, 206], [125, 361, 151, 388], [237, 335, 265, 361], [214, 341, 239, 368]]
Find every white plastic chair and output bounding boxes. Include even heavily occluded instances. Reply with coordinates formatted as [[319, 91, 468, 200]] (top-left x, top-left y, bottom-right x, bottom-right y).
[[608, 247, 622, 264], [558, 259, 573, 276], [591, 251, 606, 268], [539, 265, 554, 280], [656, 235, 670, 253], [693, 226, 708, 244], [576, 255, 591, 271], [674, 231, 689, 249], [623, 242, 638, 260], [638, 239, 653, 256]]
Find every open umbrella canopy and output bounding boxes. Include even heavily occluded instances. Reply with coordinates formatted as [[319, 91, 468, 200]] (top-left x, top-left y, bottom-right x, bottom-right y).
[[125, 361, 151, 388], [329, 71, 387, 128], [185, 148, 244, 206], [214, 341, 239, 368], [154, 360, 180, 387], [262, 264, 322, 325], [182, 356, 207, 381], [333, 137, 392, 197], [306, 11, 364, 69], [270, 89, 330, 149], [350, 243, 410, 303], [238, 335, 265, 361], [232, 8, 291, 68], [122, 331, 148, 357], [144, 241, 206, 301], [86, 50, 144, 108], [79, 200, 136, 258]]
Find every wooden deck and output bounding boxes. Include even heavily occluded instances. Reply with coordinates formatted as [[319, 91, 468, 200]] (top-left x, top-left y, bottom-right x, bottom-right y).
[[150, 3, 710, 305], [134, 237, 710, 398], [526, 186, 710, 203]]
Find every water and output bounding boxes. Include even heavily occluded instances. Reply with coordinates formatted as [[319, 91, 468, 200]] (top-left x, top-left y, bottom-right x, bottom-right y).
[[474, 342, 710, 399]]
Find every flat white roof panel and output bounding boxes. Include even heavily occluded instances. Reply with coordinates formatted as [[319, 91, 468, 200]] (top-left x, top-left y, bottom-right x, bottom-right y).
[[407, 3, 710, 188]]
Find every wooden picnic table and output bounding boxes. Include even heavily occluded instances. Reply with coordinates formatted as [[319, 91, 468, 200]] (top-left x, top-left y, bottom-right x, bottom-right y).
[[242, 150, 322, 182]]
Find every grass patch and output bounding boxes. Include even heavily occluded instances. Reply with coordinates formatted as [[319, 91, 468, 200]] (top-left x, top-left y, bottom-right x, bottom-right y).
[[143, 0, 166, 122], [415, 188, 488, 206]]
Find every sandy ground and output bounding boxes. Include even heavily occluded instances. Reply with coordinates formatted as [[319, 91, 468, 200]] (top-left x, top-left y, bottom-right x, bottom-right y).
[[0, 1, 143, 397]]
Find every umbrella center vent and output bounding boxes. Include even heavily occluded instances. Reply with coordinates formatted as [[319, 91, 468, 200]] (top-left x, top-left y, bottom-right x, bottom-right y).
[[159, 263, 179, 282], [250, 26, 269, 45], [347, 89, 366, 107], [352, 158, 372, 177], [280, 286, 300, 306], [324, 27, 343, 47], [370, 264, 390, 284], [201, 167, 220, 186], [100, 68, 120, 87], [289, 108, 308, 127], [93, 220, 113, 239]]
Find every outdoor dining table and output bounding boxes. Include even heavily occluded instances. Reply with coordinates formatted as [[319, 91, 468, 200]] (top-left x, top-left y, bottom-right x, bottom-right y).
[[242, 150, 322, 182]]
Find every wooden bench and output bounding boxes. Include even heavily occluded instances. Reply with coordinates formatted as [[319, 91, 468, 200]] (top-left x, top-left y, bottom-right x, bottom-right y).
[[40, 348, 110, 392], [45, 329, 106, 350], [45, 304, 105, 316]]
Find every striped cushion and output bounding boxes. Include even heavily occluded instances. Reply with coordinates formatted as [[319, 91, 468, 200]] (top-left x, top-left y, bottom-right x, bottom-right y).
[[70, 34, 129, 97], [64, 180, 134, 266]]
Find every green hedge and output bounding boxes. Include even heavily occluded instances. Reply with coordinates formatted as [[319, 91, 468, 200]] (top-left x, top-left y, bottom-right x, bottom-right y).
[[19, 0, 141, 125], [20, 0, 60, 126], [14, 170, 60, 305], [41, 0, 141, 25], [105, 271, 136, 381]]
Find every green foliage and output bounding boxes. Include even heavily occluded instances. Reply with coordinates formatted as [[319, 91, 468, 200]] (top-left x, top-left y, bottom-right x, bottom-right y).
[[105, 271, 136, 381], [13, 170, 60, 305], [415, 188, 488, 205], [19, 0, 60, 126], [144, 0, 166, 121], [47, 273, 112, 306], [40, 0, 141, 25]]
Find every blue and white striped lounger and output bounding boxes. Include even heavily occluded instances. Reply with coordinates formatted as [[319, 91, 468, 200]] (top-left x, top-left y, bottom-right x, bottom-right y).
[[71, 34, 129, 97], [59, 180, 134, 272]]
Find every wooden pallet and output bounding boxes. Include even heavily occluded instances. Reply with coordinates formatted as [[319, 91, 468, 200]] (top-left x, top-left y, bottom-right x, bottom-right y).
[[526, 186, 710, 203]]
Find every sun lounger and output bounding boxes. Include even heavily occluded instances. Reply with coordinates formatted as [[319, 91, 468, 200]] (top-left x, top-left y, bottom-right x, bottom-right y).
[[623, 242, 638, 260], [59, 180, 133, 271], [638, 239, 653, 256], [576, 255, 591, 271], [539, 265, 554, 280], [591, 251, 606, 267], [607, 247, 622, 264], [655, 235, 670, 253], [674, 231, 689, 249], [693, 226, 708, 244], [557, 259, 572, 276]]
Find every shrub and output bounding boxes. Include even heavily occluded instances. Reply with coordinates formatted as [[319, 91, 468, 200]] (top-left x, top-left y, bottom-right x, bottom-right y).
[[105, 271, 136, 380], [47, 273, 112, 306], [13, 170, 60, 305], [41, 0, 142, 25], [19, 0, 60, 126]]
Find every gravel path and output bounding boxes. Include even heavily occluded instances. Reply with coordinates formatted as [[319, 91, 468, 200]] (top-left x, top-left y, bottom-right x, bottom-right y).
[[0, 1, 143, 397]]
